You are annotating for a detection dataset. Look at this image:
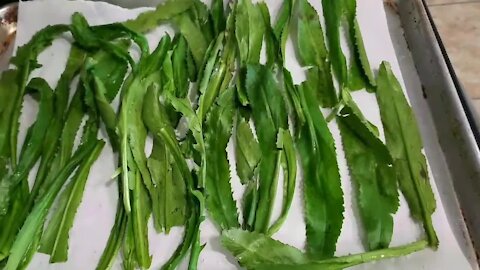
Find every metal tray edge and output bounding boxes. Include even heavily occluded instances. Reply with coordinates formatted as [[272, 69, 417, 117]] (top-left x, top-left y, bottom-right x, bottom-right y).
[[398, 0, 480, 266]]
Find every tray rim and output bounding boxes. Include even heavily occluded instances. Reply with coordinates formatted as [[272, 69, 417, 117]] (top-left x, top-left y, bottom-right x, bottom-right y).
[[398, 0, 480, 267]]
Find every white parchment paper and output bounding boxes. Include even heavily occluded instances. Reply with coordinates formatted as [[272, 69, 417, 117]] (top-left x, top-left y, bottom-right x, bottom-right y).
[[13, 0, 473, 269]]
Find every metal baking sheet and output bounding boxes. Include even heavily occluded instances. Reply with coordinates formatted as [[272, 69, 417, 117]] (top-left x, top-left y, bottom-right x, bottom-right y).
[[395, 0, 480, 266], [2, 0, 478, 269]]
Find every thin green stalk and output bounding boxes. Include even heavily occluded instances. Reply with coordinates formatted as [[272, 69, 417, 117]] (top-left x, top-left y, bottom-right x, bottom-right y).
[[319, 240, 428, 267]]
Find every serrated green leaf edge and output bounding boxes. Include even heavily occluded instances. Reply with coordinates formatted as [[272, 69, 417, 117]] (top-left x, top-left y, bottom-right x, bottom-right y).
[[204, 88, 240, 230], [245, 64, 288, 233], [296, 81, 343, 259], [267, 129, 297, 236], [376, 61, 438, 248], [337, 102, 399, 250]]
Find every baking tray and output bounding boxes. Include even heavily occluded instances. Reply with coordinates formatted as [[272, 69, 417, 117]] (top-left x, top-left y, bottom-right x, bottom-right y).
[[393, 0, 480, 266], [1, 0, 479, 269]]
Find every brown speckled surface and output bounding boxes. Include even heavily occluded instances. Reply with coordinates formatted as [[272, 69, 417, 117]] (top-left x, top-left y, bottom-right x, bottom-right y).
[[427, 0, 480, 116], [428, 0, 479, 5], [473, 99, 480, 115]]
